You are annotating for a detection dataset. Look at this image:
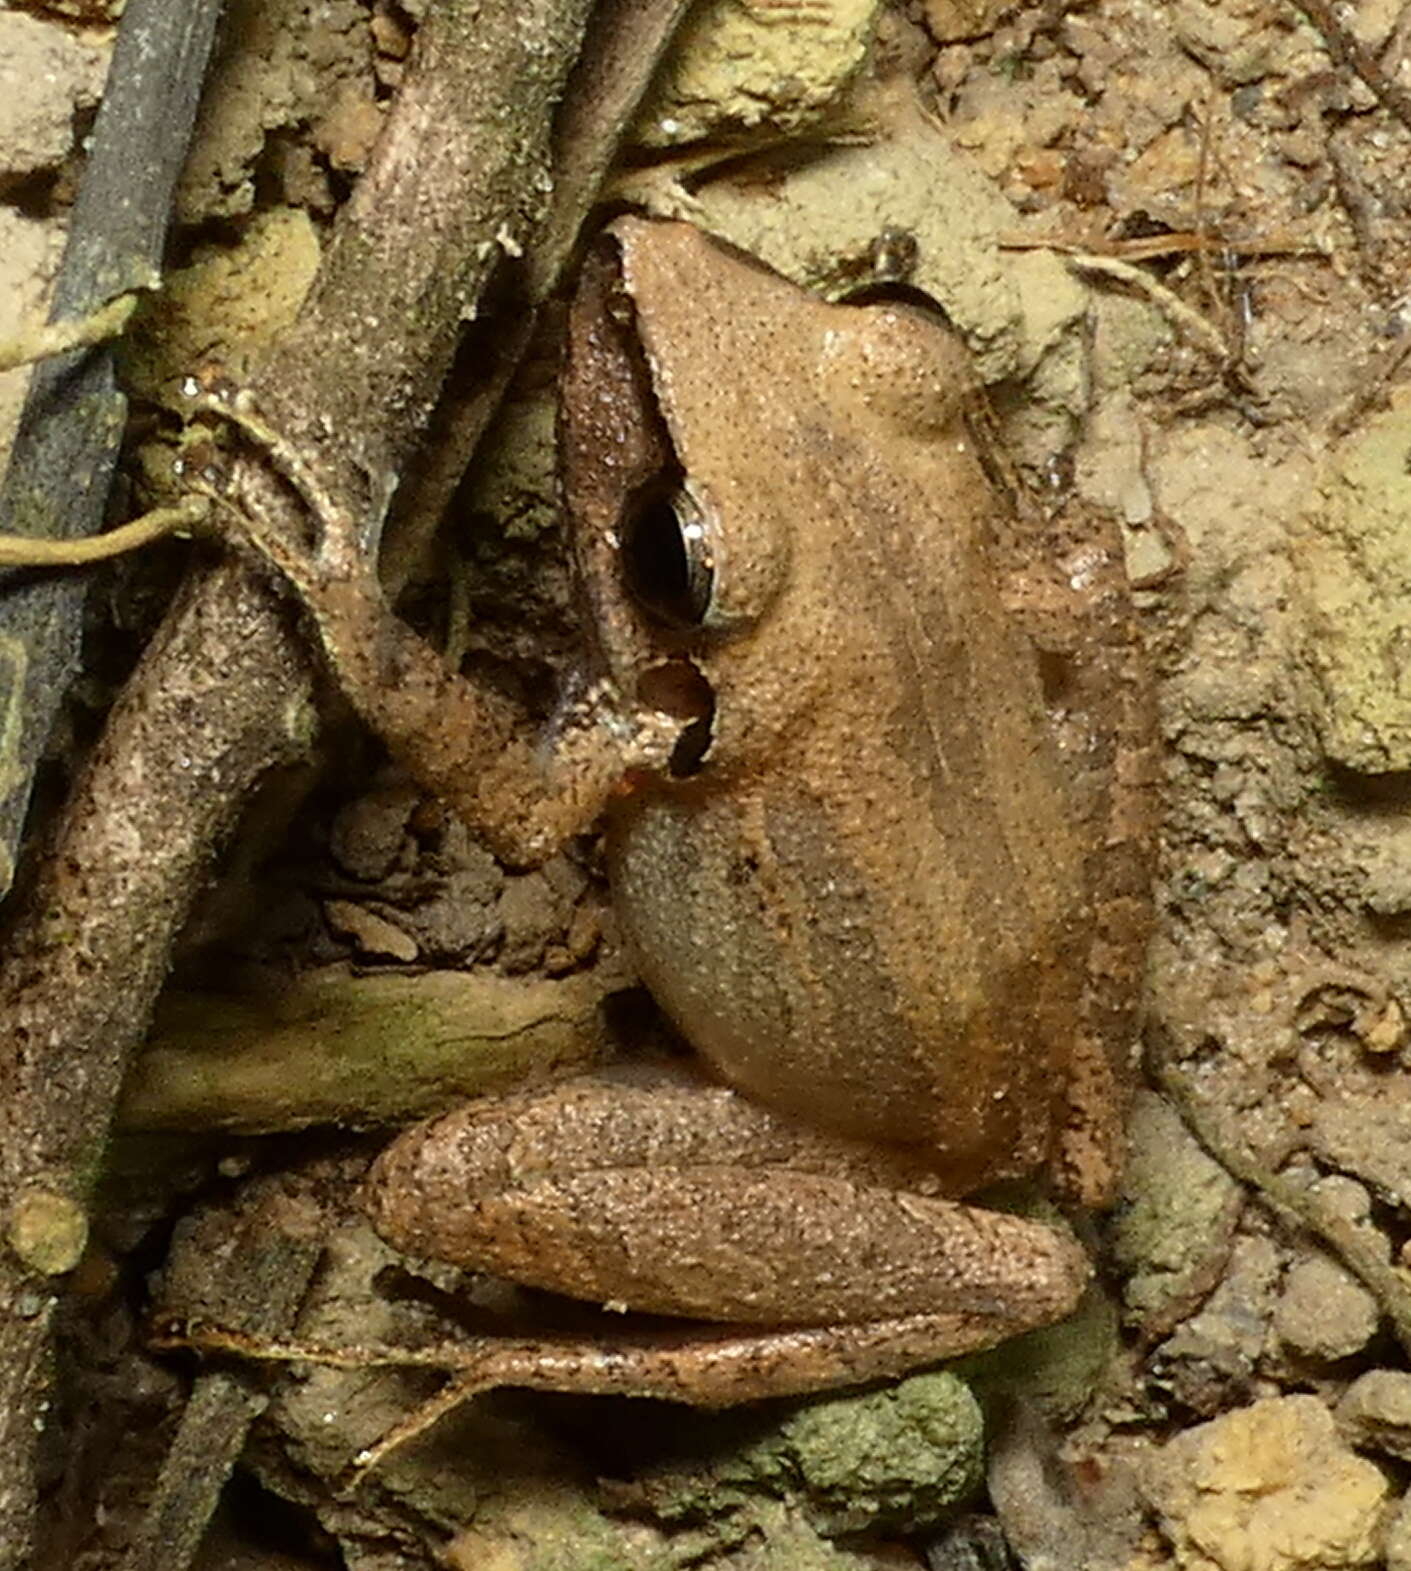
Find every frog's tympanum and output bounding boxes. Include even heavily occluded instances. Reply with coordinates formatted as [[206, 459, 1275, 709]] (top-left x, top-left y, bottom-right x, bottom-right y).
[[305, 218, 1152, 1406]]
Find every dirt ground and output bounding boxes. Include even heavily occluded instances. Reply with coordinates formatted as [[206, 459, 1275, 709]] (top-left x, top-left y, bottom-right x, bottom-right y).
[[7, 0, 1411, 1567]]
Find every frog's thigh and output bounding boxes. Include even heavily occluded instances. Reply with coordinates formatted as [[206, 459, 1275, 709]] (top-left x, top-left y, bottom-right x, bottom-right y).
[[365, 1071, 1089, 1340]]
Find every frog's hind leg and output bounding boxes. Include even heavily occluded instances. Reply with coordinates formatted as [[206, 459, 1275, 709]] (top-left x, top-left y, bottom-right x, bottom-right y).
[[366, 1067, 1091, 1334], [166, 1067, 1091, 1485], [361, 1067, 1091, 1380], [343, 1310, 1066, 1482]]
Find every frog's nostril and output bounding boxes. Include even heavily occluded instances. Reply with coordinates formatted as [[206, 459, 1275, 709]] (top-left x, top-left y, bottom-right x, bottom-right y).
[[638, 657, 711, 720], [637, 658, 714, 776]]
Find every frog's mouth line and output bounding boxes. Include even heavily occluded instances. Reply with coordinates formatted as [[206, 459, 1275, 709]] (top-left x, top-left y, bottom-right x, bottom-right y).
[[637, 657, 714, 777]]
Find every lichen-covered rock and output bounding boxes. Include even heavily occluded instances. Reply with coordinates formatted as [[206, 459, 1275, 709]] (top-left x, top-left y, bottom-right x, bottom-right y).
[[1143, 1395, 1391, 1571], [1111, 1090, 1241, 1324], [758, 1373, 985, 1533], [119, 206, 321, 406], [637, 1372, 985, 1538]]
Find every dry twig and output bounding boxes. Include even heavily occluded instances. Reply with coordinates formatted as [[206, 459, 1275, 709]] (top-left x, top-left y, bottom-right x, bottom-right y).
[[1156, 1059, 1411, 1362], [1293, 0, 1411, 138]]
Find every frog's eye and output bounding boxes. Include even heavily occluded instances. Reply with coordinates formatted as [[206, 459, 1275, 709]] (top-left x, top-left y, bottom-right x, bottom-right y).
[[621, 480, 715, 629]]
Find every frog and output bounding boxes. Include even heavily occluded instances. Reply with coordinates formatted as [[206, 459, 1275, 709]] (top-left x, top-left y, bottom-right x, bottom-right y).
[[205, 215, 1154, 1424]]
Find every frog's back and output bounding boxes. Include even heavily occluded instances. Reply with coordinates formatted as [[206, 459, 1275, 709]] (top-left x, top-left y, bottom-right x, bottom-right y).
[[606, 425, 1091, 1196], [572, 218, 1103, 1196]]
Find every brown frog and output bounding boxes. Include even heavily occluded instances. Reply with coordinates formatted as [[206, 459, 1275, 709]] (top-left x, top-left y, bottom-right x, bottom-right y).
[[218, 217, 1154, 1419]]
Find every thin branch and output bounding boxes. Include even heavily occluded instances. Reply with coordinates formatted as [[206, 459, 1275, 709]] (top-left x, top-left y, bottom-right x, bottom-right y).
[[381, 0, 696, 593], [0, 497, 208, 566], [0, 292, 140, 374], [1293, 0, 1411, 138], [117, 1198, 322, 1571], [1062, 251, 1231, 360]]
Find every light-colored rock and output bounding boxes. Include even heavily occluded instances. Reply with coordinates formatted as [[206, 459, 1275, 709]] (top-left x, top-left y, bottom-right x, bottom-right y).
[[1143, 1395, 1391, 1571], [1273, 1254, 1380, 1362], [175, 0, 375, 221], [923, 0, 1011, 42], [1299, 386, 1411, 774], [323, 900, 418, 964], [0, 209, 63, 461], [634, 0, 881, 148], [1149, 1237, 1280, 1414], [1339, 1371, 1411, 1463], [0, 11, 108, 179], [1385, 1491, 1411, 1571], [1311, 1091, 1411, 1210]]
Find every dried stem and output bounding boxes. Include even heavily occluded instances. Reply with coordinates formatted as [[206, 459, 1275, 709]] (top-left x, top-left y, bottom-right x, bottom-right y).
[[1293, 0, 1411, 138]]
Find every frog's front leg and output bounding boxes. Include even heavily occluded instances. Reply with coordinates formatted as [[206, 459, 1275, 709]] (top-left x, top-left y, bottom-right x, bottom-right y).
[[198, 392, 683, 868], [362, 1069, 1090, 1402]]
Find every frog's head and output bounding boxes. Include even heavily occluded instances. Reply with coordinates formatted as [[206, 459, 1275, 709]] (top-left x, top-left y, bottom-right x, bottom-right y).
[[560, 217, 832, 789], [560, 217, 991, 797]]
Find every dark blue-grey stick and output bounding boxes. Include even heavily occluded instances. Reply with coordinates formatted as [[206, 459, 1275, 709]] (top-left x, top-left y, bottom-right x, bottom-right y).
[[0, 0, 225, 897]]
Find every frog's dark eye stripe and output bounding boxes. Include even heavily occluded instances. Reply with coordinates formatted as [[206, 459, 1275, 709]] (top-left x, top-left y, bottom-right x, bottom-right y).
[[621, 479, 715, 630]]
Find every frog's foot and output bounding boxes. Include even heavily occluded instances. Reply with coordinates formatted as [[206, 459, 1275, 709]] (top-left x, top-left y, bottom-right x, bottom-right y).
[[183, 385, 673, 869], [159, 1308, 1067, 1491], [549, 676, 685, 780], [333, 1312, 1055, 1484]]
